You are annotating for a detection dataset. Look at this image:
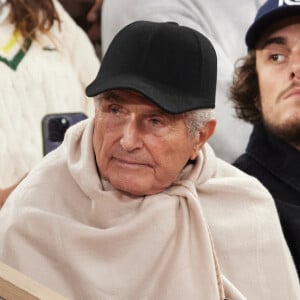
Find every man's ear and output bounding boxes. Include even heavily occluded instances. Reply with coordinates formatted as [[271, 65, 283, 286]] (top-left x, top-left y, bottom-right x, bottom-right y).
[[190, 120, 216, 160]]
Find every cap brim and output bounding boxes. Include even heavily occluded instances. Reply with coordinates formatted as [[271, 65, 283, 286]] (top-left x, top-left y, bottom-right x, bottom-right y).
[[86, 75, 214, 114]]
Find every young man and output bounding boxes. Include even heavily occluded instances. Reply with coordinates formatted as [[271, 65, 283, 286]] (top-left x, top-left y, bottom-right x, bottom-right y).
[[0, 21, 298, 299], [231, 0, 300, 277]]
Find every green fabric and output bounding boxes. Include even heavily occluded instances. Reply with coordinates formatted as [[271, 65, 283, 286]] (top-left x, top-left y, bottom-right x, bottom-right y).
[[0, 38, 32, 71]]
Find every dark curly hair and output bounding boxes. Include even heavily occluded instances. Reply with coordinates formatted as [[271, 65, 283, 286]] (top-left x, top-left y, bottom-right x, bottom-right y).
[[229, 50, 262, 124], [9, 0, 61, 40]]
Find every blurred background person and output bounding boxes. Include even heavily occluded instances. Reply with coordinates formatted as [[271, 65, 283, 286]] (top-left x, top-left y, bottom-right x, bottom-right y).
[[59, 0, 102, 56], [0, 0, 100, 206], [100, 0, 265, 163]]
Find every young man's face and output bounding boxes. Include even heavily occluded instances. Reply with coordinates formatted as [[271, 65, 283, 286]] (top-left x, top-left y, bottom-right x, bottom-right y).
[[93, 89, 214, 196], [256, 17, 300, 149]]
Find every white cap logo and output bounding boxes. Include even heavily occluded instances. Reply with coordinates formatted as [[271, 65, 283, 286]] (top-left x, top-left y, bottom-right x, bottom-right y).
[[279, 0, 300, 5]]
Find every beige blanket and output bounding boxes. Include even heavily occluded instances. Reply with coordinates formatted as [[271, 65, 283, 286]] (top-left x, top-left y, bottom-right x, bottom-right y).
[[0, 119, 298, 299]]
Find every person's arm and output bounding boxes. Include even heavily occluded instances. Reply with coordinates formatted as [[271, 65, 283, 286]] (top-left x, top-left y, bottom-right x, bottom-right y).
[[0, 175, 27, 208], [0, 188, 13, 208]]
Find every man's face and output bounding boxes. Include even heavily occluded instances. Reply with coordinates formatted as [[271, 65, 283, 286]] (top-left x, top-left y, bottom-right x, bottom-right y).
[[256, 17, 300, 149], [93, 90, 211, 196]]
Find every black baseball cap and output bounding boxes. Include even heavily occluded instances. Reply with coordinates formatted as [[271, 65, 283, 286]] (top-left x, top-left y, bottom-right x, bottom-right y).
[[86, 21, 217, 114], [246, 0, 300, 50]]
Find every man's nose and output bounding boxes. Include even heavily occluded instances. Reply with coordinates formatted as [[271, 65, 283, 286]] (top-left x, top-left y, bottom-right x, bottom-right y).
[[120, 118, 143, 151], [290, 52, 300, 80]]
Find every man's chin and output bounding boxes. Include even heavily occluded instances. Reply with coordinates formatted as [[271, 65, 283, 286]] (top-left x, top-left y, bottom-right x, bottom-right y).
[[264, 118, 300, 149], [108, 176, 165, 197], [108, 177, 149, 196]]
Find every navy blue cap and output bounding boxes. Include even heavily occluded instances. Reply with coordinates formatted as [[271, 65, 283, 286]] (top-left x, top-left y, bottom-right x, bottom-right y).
[[246, 0, 300, 49], [86, 21, 217, 114]]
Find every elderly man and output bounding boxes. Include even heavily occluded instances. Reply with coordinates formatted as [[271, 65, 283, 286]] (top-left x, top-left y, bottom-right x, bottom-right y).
[[231, 0, 300, 277], [100, 0, 266, 163], [0, 21, 298, 299]]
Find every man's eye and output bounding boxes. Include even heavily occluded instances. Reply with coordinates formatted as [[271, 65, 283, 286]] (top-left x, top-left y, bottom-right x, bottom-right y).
[[270, 54, 285, 62], [149, 118, 162, 126], [109, 106, 121, 115]]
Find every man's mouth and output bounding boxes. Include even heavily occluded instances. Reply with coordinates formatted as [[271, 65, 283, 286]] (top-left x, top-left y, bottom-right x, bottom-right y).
[[113, 157, 151, 169], [283, 87, 300, 100]]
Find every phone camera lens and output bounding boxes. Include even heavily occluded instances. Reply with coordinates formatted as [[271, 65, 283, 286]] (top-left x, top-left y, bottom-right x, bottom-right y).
[[48, 117, 70, 142]]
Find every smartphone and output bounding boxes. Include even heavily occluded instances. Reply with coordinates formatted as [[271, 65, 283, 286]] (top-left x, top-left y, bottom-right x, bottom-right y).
[[42, 112, 87, 155]]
